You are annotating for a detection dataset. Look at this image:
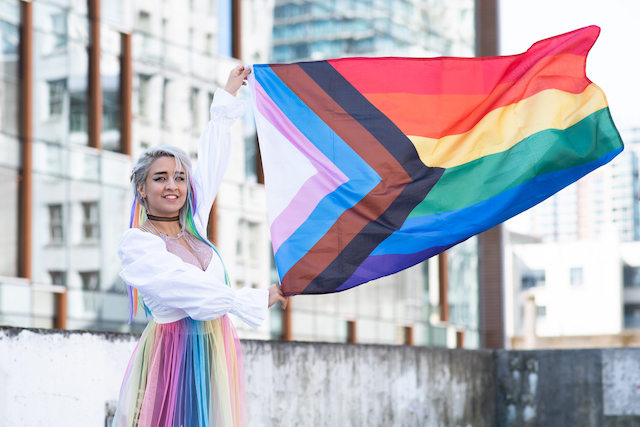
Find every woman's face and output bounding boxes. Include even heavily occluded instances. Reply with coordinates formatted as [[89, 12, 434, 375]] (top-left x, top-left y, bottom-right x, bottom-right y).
[[139, 156, 188, 217]]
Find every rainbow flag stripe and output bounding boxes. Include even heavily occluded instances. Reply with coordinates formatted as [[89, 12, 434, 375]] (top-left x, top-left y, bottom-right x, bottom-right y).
[[249, 26, 623, 296]]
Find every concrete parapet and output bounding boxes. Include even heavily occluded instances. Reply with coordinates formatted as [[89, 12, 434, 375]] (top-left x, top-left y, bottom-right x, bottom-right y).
[[1, 326, 640, 426]]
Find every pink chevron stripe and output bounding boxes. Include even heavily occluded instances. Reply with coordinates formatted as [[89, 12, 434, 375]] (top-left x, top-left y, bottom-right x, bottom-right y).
[[255, 80, 349, 253]]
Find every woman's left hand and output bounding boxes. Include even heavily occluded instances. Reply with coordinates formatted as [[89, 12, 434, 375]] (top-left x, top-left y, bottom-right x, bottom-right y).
[[224, 65, 251, 97], [268, 283, 289, 309]]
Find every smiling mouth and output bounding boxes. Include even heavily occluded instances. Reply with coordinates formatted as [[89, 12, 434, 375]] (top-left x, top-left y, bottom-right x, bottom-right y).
[[164, 195, 179, 200]]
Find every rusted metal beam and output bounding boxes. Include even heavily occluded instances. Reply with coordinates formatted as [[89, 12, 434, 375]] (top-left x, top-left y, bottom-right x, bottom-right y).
[[456, 330, 465, 348], [438, 252, 449, 323], [231, 0, 242, 59], [19, 0, 33, 280], [55, 291, 68, 330], [89, 0, 102, 150], [282, 300, 292, 341], [120, 33, 132, 156], [475, 0, 499, 57], [347, 320, 357, 344], [479, 225, 505, 349], [404, 326, 414, 346]]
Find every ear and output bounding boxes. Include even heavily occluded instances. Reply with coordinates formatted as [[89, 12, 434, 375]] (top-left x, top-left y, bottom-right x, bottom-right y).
[[137, 183, 146, 198]]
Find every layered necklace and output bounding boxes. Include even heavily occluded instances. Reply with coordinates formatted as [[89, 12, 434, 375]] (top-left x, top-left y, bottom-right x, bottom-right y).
[[147, 214, 184, 239]]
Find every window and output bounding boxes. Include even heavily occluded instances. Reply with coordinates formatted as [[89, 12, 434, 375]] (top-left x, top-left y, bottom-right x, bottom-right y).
[[205, 33, 213, 53], [624, 304, 640, 328], [570, 267, 583, 286], [161, 78, 170, 124], [81, 201, 99, 240], [69, 89, 87, 133], [138, 74, 152, 118], [190, 87, 200, 129], [48, 79, 66, 116], [245, 135, 257, 183], [137, 11, 151, 33], [49, 204, 64, 245], [1, 19, 19, 55], [522, 270, 545, 289], [236, 219, 245, 257], [50, 12, 67, 50], [624, 266, 640, 288], [236, 220, 261, 262], [536, 306, 546, 320], [49, 271, 67, 287], [248, 222, 260, 262], [80, 271, 100, 291]]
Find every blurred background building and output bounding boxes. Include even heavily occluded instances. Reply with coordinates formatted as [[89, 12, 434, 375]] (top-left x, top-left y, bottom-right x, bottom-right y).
[[505, 131, 640, 349], [243, 0, 481, 348], [0, 0, 271, 338], [15, 0, 627, 352]]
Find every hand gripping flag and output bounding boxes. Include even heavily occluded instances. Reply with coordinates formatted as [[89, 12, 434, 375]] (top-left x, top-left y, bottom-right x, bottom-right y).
[[249, 26, 623, 296]]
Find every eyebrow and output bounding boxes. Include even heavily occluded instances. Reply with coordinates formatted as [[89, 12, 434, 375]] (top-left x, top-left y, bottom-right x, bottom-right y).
[[152, 171, 186, 176]]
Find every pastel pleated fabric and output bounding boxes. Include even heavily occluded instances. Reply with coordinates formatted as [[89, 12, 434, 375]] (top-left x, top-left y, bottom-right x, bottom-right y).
[[112, 315, 246, 427]]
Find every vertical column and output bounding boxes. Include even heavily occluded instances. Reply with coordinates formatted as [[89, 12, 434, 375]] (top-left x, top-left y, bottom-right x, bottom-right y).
[[120, 33, 133, 156], [404, 326, 414, 346], [476, 0, 503, 349], [438, 252, 449, 323], [89, 0, 102, 150], [456, 330, 465, 348], [55, 291, 68, 329], [347, 320, 357, 344], [479, 225, 505, 348], [475, 0, 499, 57], [282, 300, 292, 341], [231, 0, 242, 59], [19, 1, 33, 280]]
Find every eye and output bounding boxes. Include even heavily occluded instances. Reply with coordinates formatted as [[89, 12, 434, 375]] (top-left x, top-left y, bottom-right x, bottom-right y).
[[175, 176, 185, 181], [153, 177, 166, 182]]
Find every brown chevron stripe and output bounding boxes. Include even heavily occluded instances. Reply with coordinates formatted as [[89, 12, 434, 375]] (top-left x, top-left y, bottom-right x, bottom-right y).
[[272, 63, 420, 295]]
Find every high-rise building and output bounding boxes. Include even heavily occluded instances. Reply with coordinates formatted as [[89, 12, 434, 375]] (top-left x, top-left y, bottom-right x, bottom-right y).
[[0, 0, 272, 338], [505, 130, 640, 348], [256, 0, 481, 348], [527, 130, 640, 243], [271, 0, 475, 62]]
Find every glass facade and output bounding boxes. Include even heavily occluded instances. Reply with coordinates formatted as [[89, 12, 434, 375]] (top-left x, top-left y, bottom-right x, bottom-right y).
[[33, 0, 89, 146], [0, 0, 20, 278], [100, 25, 121, 151], [24, 0, 130, 330], [268, 0, 478, 348], [272, 0, 475, 62], [528, 133, 640, 243]]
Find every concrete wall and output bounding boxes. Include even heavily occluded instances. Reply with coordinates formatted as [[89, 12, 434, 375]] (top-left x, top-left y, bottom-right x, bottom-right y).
[[1, 326, 640, 426], [495, 349, 640, 427]]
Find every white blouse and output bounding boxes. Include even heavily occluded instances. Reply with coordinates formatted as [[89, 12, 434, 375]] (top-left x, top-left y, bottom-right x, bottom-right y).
[[118, 88, 269, 328]]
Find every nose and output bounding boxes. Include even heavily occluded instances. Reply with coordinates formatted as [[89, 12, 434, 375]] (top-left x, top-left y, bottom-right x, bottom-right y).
[[165, 177, 178, 190]]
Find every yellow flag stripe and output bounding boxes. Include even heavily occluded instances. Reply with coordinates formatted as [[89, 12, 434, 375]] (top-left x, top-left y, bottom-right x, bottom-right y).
[[408, 84, 608, 168]]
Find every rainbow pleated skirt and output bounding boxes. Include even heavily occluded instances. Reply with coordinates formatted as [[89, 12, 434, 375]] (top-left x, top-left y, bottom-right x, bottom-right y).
[[112, 315, 247, 427]]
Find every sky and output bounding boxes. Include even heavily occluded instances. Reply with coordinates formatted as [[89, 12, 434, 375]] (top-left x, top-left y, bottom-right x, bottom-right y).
[[499, 0, 640, 233], [499, 0, 640, 132]]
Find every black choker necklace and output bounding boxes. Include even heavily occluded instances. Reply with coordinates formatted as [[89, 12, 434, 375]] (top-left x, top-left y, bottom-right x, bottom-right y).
[[147, 214, 180, 222]]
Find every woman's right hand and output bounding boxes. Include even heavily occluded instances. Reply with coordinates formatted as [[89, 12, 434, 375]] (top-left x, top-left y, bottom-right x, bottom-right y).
[[224, 65, 251, 97], [268, 283, 289, 309]]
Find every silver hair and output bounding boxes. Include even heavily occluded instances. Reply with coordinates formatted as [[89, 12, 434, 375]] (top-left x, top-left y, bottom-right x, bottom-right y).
[[130, 145, 193, 226]]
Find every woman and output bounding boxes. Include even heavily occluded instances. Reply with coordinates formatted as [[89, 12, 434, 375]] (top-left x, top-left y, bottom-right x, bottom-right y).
[[113, 66, 288, 427]]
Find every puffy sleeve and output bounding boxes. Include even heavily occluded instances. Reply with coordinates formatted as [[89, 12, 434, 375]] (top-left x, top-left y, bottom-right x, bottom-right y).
[[118, 228, 268, 328], [191, 88, 247, 233]]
